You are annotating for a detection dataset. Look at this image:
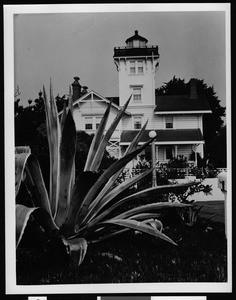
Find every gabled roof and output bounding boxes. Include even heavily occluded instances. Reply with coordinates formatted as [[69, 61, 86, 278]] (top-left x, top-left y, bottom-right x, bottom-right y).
[[120, 129, 204, 144], [155, 94, 211, 113], [69, 91, 129, 115]]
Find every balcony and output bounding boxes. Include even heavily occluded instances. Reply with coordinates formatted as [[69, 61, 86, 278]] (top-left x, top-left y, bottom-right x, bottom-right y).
[[113, 45, 159, 58]]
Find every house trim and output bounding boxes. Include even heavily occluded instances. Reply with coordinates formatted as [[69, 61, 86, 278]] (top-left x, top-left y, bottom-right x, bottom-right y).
[[59, 90, 131, 116], [120, 140, 204, 146], [154, 110, 212, 114]]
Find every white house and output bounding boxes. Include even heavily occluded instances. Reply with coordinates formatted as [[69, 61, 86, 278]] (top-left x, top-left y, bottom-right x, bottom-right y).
[[69, 30, 212, 165]]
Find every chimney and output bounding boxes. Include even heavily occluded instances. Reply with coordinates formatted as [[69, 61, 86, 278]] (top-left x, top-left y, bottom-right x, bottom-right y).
[[81, 86, 88, 95], [189, 78, 198, 99], [71, 76, 82, 102]]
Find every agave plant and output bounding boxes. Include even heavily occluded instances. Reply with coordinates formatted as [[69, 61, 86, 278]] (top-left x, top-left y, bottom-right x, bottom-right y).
[[15, 82, 195, 267]]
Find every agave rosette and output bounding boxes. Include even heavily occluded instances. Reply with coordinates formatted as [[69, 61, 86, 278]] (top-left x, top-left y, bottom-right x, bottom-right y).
[[15, 82, 195, 266]]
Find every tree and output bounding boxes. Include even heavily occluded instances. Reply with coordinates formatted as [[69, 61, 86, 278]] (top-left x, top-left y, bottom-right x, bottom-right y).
[[208, 125, 226, 167], [15, 92, 49, 155], [156, 76, 226, 167]]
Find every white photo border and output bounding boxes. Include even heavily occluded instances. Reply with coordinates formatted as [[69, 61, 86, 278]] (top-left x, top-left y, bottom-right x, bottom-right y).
[[4, 3, 232, 295]]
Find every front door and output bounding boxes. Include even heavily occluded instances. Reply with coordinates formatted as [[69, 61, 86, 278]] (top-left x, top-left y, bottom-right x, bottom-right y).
[[165, 146, 173, 160]]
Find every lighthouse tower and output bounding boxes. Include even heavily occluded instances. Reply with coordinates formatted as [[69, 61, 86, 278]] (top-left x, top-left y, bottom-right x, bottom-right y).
[[113, 30, 159, 109]]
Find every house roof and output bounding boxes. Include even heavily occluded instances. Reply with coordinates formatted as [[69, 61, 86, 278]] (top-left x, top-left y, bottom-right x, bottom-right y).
[[155, 94, 211, 113], [66, 90, 130, 115], [120, 129, 204, 144], [106, 97, 120, 106]]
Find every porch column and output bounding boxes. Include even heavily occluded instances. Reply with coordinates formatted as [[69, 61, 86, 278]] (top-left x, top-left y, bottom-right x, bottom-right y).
[[194, 144, 198, 167], [174, 145, 178, 158], [155, 146, 159, 164]]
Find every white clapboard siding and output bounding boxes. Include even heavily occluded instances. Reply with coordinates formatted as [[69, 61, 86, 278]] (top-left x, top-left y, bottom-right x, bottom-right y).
[[122, 115, 132, 129], [73, 101, 121, 133], [153, 115, 164, 129], [174, 114, 200, 129], [177, 144, 193, 158], [123, 106, 159, 130], [118, 59, 156, 107]]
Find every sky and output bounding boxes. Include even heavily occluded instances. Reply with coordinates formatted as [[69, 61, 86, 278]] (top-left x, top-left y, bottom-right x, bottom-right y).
[[13, 5, 228, 109]]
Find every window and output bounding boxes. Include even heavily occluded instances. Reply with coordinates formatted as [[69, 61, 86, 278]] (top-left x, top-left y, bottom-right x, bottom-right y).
[[166, 146, 173, 160], [165, 115, 173, 129], [140, 40, 146, 48], [137, 61, 143, 74], [133, 87, 142, 101], [95, 117, 102, 129], [133, 40, 139, 47], [130, 60, 144, 74], [127, 41, 133, 48], [130, 61, 136, 74], [84, 116, 102, 130], [85, 117, 93, 130], [133, 116, 142, 129]]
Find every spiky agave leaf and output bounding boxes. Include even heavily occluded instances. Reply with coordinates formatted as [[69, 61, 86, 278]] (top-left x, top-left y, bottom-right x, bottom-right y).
[[100, 219, 177, 245], [88, 120, 149, 203], [78, 181, 196, 235], [60, 105, 67, 131], [43, 84, 61, 216], [68, 84, 73, 112], [85, 213, 163, 243], [15, 151, 57, 227], [16, 204, 38, 248], [89, 95, 132, 172], [84, 103, 111, 172], [75, 138, 154, 229], [124, 119, 148, 155], [62, 171, 100, 238], [113, 202, 192, 220], [62, 237, 87, 268], [84, 168, 154, 224], [15, 151, 32, 196], [55, 109, 76, 227], [16, 204, 56, 248]]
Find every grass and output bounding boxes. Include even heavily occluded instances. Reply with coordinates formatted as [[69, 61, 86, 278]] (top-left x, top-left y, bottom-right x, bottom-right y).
[[16, 210, 227, 285], [195, 200, 225, 223]]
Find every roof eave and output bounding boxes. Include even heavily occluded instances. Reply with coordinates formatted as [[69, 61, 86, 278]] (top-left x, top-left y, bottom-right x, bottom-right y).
[[120, 140, 205, 145], [154, 110, 212, 114], [58, 90, 130, 116]]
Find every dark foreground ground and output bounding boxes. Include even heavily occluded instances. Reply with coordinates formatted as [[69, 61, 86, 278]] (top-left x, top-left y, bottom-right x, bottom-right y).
[[195, 200, 225, 223], [16, 201, 227, 284]]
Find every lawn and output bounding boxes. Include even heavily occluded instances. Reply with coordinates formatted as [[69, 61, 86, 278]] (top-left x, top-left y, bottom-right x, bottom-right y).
[[195, 200, 225, 223], [16, 207, 227, 285]]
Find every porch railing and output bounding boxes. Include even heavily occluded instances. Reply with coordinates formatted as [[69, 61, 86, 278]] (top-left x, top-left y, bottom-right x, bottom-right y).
[[122, 167, 227, 179]]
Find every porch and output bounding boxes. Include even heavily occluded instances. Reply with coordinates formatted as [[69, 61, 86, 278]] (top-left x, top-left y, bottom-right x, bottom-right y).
[[119, 128, 205, 166]]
